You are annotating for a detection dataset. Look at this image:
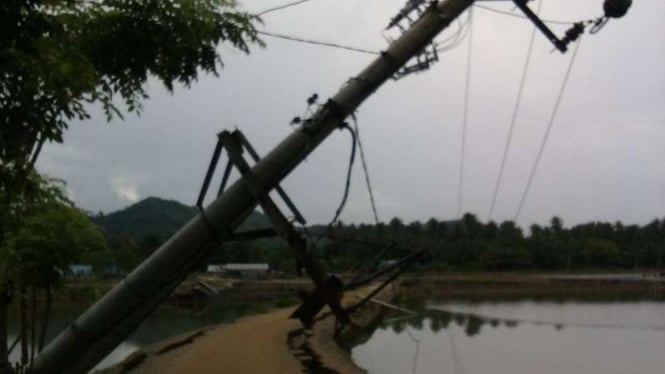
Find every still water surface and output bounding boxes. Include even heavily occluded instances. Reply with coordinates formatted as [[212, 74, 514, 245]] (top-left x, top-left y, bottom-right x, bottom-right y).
[[353, 298, 665, 374], [9, 303, 257, 371]]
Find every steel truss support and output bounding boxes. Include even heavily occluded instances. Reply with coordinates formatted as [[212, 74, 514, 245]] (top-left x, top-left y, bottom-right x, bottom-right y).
[[217, 130, 349, 325]]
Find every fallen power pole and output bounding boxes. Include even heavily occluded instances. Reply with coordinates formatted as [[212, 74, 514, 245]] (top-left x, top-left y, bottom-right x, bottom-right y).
[[34, 0, 635, 371], [33, 0, 483, 372]]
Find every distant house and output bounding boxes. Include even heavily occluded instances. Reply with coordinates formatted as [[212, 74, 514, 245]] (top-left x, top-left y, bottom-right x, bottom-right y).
[[99, 265, 126, 278], [69, 264, 93, 277], [207, 263, 270, 279], [207, 265, 223, 273], [379, 260, 399, 270]]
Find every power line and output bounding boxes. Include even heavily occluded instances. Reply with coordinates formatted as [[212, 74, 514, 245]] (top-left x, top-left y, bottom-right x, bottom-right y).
[[255, 0, 316, 17], [514, 38, 583, 221], [449, 330, 466, 374], [330, 124, 357, 226], [257, 30, 380, 55], [487, 0, 542, 221], [352, 114, 380, 225], [258, 7, 472, 57], [436, 10, 472, 53], [474, 4, 580, 25], [456, 9, 474, 219]]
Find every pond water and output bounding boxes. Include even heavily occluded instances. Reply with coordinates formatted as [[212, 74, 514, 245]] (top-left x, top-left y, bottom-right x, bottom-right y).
[[8, 303, 261, 371], [352, 297, 665, 374]]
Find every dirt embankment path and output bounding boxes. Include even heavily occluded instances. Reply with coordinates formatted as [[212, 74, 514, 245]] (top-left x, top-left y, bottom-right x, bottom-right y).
[[123, 308, 310, 373], [104, 288, 386, 374], [101, 273, 665, 374]]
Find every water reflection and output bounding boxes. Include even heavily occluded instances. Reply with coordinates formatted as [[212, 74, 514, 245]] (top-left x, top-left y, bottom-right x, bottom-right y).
[[380, 293, 665, 339], [384, 308, 502, 338], [353, 296, 665, 374]]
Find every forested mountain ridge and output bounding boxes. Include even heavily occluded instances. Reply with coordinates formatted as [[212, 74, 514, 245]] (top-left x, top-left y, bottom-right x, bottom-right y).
[[92, 197, 271, 240], [89, 199, 665, 273]]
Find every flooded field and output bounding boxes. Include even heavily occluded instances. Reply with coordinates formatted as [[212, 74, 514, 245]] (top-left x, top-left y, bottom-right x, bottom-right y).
[[353, 296, 665, 374]]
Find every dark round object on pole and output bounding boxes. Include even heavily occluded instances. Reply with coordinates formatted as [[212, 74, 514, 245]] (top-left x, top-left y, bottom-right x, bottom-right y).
[[604, 0, 632, 18]]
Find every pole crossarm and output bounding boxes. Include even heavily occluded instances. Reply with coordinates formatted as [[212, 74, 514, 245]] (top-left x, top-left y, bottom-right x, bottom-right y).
[[33, 1, 476, 372]]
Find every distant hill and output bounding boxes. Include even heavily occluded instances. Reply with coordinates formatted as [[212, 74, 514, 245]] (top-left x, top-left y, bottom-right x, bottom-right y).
[[93, 197, 271, 240]]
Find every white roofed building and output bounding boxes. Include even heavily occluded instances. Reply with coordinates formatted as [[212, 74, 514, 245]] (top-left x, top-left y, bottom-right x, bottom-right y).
[[207, 263, 270, 278]]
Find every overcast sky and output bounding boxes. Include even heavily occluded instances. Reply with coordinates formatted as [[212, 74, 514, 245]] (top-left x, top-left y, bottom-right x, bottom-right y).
[[37, 0, 665, 229]]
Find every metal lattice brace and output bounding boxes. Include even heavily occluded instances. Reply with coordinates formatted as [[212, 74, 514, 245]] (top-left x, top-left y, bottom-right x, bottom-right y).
[[218, 130, 349, 327], [387, 1, 441, 80], [197, 131, 306, 226], [346, 250, 425, 315]]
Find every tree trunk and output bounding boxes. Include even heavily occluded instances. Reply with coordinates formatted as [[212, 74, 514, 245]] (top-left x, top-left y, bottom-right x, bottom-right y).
[[566, 254, 571, 272], [0, 289, 10, 374], [29, 287, 37, 368], [19, 287, 28, 368], [38, 286, 52, 352]]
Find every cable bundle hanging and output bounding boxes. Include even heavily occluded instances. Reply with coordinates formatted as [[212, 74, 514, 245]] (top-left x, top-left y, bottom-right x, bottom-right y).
[[255, 0, 316, 17], [329, 123, 357, 227], [436, 9, 473, 53], [351, 113, 380, 225]]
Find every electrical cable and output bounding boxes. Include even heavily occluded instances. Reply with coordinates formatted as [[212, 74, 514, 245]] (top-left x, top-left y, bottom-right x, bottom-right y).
[[514, 37, 583, 221], [487, 0, 542, 221], [406, 327, 421, 374], [474, 4, 581, 25], [456, 8, 473, 219], [329, 124, 357, 226], [436, 10, 472, 53], [435, 16, 466, 51], [255, 0, 316, 17], [309, 121, 358, 248], [257, 30, 380, 55], [351, 113, 380, 225], [258, 6, 471, 57], [446, 328, 466, 374]]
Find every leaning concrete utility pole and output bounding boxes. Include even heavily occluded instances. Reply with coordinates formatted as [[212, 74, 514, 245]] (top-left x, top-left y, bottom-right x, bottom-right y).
[[33, 0, 476, 372]]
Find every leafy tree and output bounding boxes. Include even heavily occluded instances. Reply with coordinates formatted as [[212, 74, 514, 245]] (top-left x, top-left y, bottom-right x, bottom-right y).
[[1, 0, 261, 167], [0, 0, 262, 369], [479, 245, 531, 270], [550, 216, 564, 235], [497, 220, 523, 244], [529, 224, 544, 238], [388, 217, 404, 237], [0, 175, 107, 371], [482, 221, 499, 241], [461, 213, 482, 239], [109, 239, 141, 273], [313, 214, 664, 274], [426, 218, 438, 237], [578, 239, 620, 268], [138, 234, 163, 260]]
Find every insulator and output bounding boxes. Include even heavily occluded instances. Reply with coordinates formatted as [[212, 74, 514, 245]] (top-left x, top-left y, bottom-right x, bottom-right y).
[[566, 23, 585, 40], [604, 0, 632, 18], [561, 23, 585, 47]]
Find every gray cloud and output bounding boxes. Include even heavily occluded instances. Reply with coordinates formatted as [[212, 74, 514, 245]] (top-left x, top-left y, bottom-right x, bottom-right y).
[[37, 0, 665, 228]]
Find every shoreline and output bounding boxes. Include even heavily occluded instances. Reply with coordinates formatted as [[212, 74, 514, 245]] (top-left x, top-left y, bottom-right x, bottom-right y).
[[98, 272, 664, 373], [99, 286, 392, 374]]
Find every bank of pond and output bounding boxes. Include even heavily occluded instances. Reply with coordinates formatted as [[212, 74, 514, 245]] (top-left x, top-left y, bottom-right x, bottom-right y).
[[353, 285, 665, 374], [8, 274, 665, 373]]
